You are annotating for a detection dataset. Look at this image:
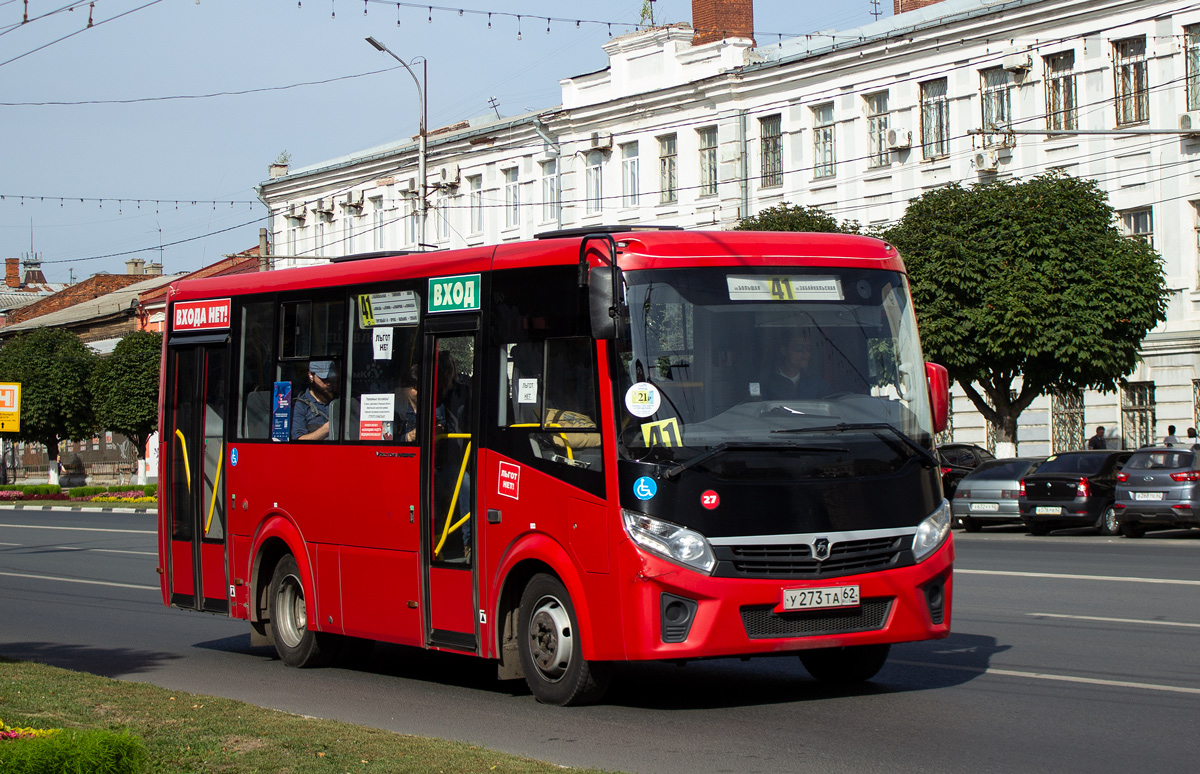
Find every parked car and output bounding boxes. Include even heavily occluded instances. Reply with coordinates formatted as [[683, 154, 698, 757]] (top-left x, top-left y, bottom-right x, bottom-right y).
[[1019, 450, 1131, 535], [938, 443, 995, 499], [1114, 446, 1200, 538], [952, 457, 1044, 532]]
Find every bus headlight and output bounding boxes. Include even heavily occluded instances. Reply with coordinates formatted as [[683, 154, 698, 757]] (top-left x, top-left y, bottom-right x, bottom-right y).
[[912, 499, 952, 562], [622, 509, 716, 575]]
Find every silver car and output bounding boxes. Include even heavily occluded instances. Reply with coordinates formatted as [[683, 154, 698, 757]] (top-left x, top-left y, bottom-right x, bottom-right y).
[[952, 457, 1044, 532], [1114, 447, 1200, 538]]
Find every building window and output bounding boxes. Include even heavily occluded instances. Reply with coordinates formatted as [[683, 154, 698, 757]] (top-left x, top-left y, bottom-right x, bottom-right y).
[[658, 134, 678, 204], [920, 78, 950, 159], [1121, 208, 1153, 248], [759, 114, 783, 186], [698, 126, 718, 197], [980, 68, 1013, 144], [1051, 390, 1086, 452], [468, 175, 483, 235], [811, 104, 835, 179], [405, 199, 419, 246], [1188, 26, 1200, 111], [1121, 382, 1156, 450], [864, 93, 889, 169], [1045, 51, 1078, 131], [620, 142, 639, 208], [285, 216, 301, 255], [314, 214, 328, 255], [540, 159, 558, 223], [585, 151, 603, 214], [437, 196, 451, 241], [341, 211, 356, 255], [503, 167, 520, 229], [1114, 37, 1149, 126]]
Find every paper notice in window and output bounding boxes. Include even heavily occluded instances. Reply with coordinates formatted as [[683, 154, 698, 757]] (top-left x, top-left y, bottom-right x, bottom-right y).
[[373, 328, 393, 360]]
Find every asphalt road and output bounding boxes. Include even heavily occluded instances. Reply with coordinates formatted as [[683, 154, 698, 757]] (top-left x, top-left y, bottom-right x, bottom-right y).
[[1, 507, 1198, 773]]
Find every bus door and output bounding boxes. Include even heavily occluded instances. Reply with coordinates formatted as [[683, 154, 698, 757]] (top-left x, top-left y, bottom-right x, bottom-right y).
[[422, 320, 479, 651], [164, 338, 230, 614]]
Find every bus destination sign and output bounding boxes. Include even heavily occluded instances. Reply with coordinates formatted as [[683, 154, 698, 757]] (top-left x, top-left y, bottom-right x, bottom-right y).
[[173, 298, 232, 332], [428, 274, 481, 314]]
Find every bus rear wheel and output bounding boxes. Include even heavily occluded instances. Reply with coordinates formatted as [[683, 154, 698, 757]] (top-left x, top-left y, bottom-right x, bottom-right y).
[[268, 554, 338, 668], [517, 574, 610, 706], [799, 644, 890, 684]]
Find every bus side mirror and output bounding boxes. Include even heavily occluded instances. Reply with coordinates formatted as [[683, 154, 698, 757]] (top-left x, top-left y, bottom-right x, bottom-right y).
[[925, 362, 949, 435], [588, 266, 624, 340]]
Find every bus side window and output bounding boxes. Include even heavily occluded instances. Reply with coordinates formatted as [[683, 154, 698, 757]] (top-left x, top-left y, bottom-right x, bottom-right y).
[[238, 300, 275, 440], [279, 298, 346, 442], [345, 289, 421, 444]]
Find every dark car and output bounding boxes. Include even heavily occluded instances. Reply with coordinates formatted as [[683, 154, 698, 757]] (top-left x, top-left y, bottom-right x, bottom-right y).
[[1114, 447, 1200, 538], [938, 443, 995, 499], [1019, 450, 1131, 535], [952, 457, 1044, 532]]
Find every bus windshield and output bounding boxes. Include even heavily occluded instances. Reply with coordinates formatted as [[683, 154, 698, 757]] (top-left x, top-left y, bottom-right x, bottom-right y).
[[614, 267, 934, 464]]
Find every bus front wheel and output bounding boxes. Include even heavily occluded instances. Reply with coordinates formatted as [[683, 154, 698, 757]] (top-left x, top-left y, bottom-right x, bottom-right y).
[[799, 644, 890, 684], [268, 554, 337, 668], [517, 574, 610, 706]]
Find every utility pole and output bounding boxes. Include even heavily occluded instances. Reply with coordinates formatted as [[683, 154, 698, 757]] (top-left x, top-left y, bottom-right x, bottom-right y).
[[366, 37, 428, 248]]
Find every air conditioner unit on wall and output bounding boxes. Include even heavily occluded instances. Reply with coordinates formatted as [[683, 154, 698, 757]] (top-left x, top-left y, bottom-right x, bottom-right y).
[[1180, 111, 1200, 135], [885, 127, 911, 150], [1002, 51, 1032, 72], [590, 131, 613, 151], [438, 164, 460, 186], [974, 150, 1000, 172]]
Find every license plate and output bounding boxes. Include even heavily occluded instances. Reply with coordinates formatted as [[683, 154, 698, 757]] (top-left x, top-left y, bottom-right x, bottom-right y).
[[970, 502, 1000, 512], [1134, 492, 1164, 501], [782, 585, 860, 611], [1035, 506, 1061, 515]]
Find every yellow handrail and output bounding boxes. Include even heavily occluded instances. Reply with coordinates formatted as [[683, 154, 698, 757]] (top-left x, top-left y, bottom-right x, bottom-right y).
[[173, 429, 191, 492], [204, 441, 223, 536], [434, 439, 472, 558]]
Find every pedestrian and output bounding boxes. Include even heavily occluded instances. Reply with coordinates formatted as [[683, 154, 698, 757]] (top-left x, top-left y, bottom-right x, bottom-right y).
[[1163, 425, 1179, 446], [1087, 426, 1106, 450]]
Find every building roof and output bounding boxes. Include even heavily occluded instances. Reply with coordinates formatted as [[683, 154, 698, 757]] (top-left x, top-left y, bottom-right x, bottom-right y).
[[2, 274, 177, 335]]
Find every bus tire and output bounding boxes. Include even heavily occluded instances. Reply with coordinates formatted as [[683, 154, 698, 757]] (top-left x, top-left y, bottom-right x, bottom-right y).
[[517, 573, 610, 706], [268, 554, 337, 668], [799, 644, 890, 684]]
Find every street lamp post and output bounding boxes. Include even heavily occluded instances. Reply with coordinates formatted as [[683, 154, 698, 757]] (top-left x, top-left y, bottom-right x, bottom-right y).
[[366, 36, 427, 247]]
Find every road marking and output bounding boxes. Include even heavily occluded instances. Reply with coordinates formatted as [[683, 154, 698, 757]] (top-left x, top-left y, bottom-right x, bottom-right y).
[[0, 523, 154, 535], [1028, 612, 1200, 629], [957, 568, 1200, 586], [0, 542, 156, 556], [892, 660, 1200, 695], [0, 570, 158, 591]]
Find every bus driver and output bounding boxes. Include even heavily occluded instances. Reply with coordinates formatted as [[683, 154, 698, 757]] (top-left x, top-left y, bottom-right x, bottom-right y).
[[292, 360, 339, 441]]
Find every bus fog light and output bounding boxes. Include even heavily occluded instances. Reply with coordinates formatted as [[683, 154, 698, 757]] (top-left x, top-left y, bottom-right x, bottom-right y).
[[912, 500, 951, 562], [622, 509, 716, 574]]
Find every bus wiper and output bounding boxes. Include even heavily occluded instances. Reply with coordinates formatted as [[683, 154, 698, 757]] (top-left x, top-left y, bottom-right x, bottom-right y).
[[771, 422, 937, 467], [661, 440, 848, 480]]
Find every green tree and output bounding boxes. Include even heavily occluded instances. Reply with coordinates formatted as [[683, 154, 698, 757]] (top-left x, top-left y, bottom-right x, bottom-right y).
[[0, 328, 96, 478], [735, 202, 860, 234], [90, 330, 162, 461], [881, 172, 1169, 449]]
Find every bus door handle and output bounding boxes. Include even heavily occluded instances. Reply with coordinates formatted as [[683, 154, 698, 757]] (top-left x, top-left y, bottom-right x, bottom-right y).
[[487, 509, 501, 524]]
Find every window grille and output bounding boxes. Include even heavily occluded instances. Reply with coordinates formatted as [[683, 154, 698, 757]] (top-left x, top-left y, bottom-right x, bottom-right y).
[[1051, 390, 1086, 452], [1121, 382, 1156, 449], [1114, 37, 1149, 126]]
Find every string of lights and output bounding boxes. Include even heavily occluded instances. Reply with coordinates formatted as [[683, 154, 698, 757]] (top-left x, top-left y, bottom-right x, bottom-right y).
[[0, 0, 163, 69], [1, 196, 258, 210], [0, 0, 93, 37]]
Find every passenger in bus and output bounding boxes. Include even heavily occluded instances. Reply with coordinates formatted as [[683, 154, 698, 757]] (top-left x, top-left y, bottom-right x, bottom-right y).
[[291, 360, 339, 441], [399, 369, 419, 443], [761, 330, 830, 400]]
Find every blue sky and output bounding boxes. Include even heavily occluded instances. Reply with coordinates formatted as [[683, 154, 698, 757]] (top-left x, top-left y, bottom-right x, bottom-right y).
[[1, 0, 885, 282]]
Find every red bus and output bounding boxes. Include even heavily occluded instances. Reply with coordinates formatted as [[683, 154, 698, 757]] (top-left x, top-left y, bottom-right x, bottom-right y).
[[157, 227, 952, 705]]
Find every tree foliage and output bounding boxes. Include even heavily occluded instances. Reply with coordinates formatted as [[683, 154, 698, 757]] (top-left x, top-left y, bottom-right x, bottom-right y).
[[734, 202, 860, 234], [0, 328, 96, 460], [91, 330, 162, 459], [880, 172, 1169, 444]]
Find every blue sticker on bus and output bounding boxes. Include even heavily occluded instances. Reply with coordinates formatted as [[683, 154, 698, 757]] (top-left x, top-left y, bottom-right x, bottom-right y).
[[633, 476, 657, 500], [271, 381, 292, 443], [230, 447, 238, 467]]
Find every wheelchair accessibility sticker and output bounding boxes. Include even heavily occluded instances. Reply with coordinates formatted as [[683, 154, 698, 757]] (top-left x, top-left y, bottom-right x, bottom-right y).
[[230, 447, 238, 466], [633, 476, 657, 500]]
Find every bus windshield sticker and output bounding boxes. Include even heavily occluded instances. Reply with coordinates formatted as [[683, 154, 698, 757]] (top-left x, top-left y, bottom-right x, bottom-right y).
[[359, 394, 396, 441], [633, 476, 657, 500], [271, 382, 292, 443], [726, 275, 843, 302], [517, 378, 538, 404], [625, 382, 661, 418], [373, 328, 393, 360], [428, 274, 481, 313], [498, 461, 521, 499], [173, 298, 232, 331], [358, 291, 418, 328], [641, 417, 682, 447]]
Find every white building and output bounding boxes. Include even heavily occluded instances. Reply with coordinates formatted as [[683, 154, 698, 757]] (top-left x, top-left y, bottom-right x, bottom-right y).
[[258, 0, 1200, 455]]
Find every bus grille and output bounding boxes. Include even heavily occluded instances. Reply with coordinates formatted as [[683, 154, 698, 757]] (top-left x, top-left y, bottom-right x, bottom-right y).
[[740, 598, 893, 640], [716, 536, 911, 580]]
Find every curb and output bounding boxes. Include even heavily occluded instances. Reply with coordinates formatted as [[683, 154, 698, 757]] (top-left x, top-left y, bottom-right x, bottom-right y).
[[0, 504, 154, 514]]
